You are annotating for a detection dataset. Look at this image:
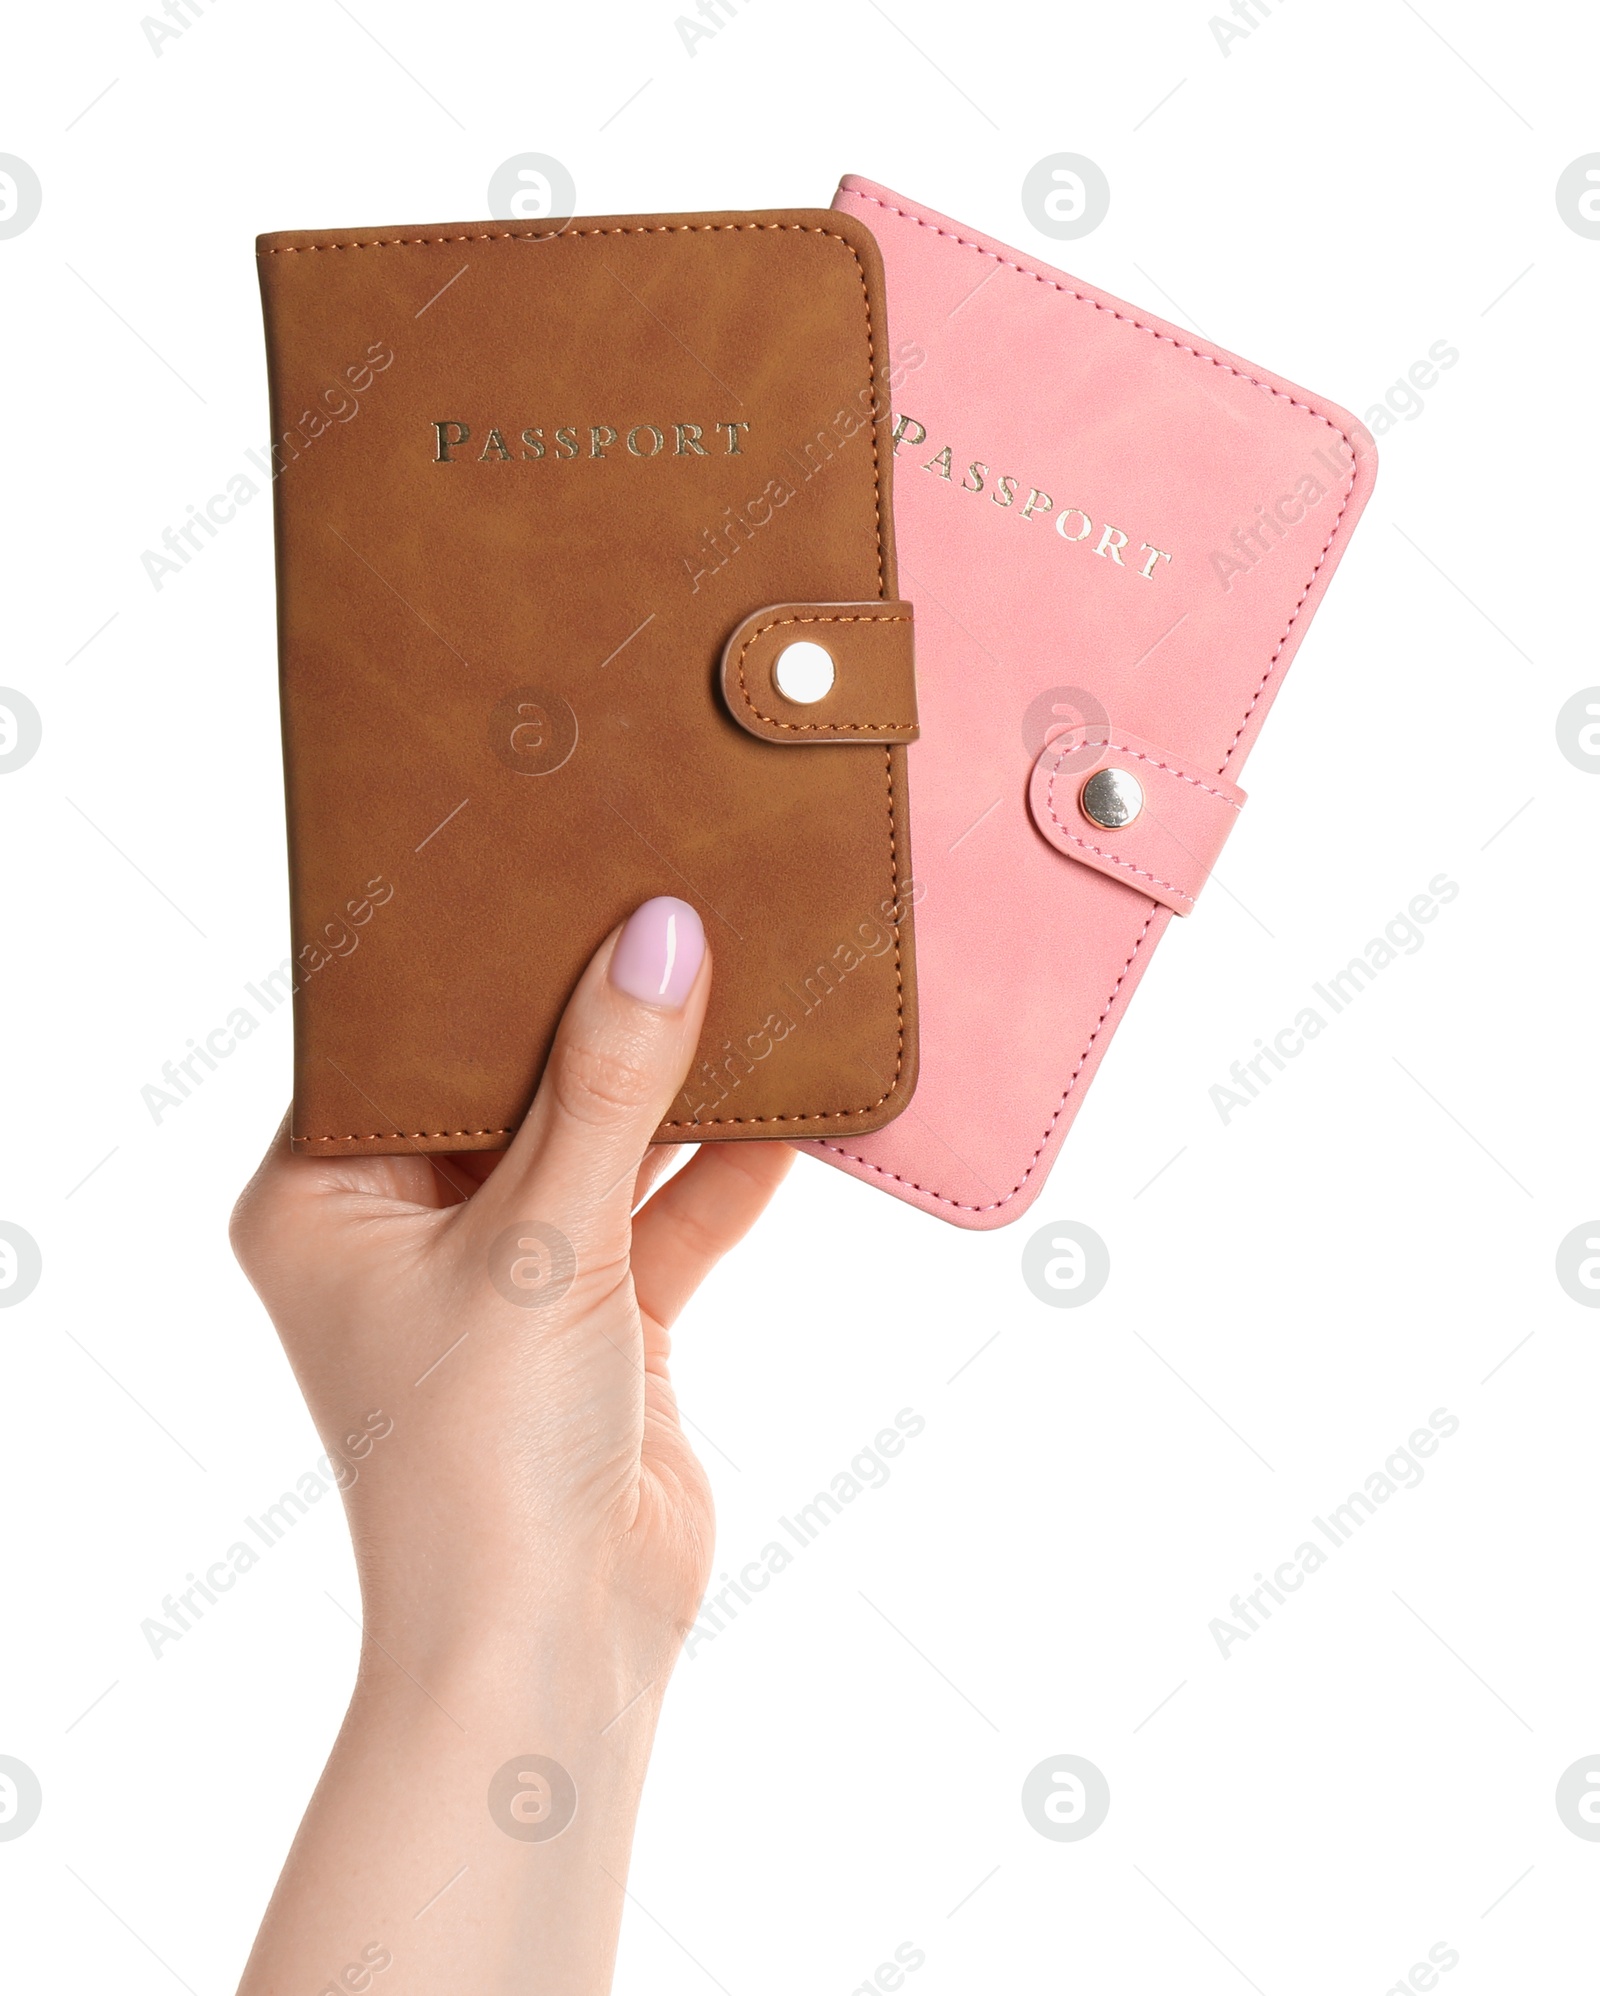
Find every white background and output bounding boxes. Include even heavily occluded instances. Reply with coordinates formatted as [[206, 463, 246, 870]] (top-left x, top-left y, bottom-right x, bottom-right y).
[[2, 2, 1597, 1990]]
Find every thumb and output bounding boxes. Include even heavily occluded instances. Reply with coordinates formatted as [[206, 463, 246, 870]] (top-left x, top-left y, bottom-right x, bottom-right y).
[[481, 896, 711, 1238]]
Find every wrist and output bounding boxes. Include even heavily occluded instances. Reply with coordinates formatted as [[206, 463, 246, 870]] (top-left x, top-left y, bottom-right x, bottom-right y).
[[242, 1604, 668, 1995], [352, 1574, 679, 1757]]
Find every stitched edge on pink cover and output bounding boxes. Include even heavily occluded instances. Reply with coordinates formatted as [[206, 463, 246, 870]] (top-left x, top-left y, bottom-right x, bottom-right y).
[[819, 912, 1160, 1215], [817, 183, 1367, 1217]]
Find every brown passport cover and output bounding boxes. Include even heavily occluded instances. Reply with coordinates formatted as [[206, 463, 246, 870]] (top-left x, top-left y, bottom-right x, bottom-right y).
[[256, 208, 918, 1156]]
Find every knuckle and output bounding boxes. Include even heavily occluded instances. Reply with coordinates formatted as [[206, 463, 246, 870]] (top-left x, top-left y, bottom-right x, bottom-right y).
[[666, 1203, 730, 1270], [227, 1182, 267, 1269], [552, 1036, 660, 1127], [226, 1156, 305, 1281]]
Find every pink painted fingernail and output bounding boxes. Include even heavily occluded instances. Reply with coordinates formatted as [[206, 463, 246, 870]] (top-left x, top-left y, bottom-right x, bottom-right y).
[[609, 897, 705, 1010]]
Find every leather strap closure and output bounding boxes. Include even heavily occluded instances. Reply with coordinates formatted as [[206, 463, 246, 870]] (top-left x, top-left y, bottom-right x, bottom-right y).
[[1027, 727, 1246, 916], [720, 601, 918, 745]]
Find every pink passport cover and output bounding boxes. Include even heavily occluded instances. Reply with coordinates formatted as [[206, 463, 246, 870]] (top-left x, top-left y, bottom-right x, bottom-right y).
[[807, 176, 1378, 1229]]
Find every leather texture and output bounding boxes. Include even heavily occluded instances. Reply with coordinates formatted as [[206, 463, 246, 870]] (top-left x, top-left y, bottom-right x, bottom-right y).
[[720, 601, 918, 745], [1026, 728, 1246, 917], [257, 207, 918, 1156], [805, 176, 1378, 1229]]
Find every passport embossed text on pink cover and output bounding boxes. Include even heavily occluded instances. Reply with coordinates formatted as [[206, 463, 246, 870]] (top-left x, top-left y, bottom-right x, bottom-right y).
[[805, 176, 1378, 1229]]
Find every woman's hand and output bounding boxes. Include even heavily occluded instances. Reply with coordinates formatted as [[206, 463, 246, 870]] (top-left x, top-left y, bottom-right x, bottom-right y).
[[229, 898, 790, 1994]]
